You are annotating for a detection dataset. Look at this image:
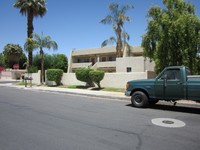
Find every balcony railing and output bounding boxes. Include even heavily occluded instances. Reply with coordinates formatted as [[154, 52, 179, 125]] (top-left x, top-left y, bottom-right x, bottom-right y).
[[91, 61, 116, 69], [71, 62, 92, 68], [71, 61, 116, 70]]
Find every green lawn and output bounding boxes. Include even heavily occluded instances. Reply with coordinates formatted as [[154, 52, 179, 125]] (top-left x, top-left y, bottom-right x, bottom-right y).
[[63, 85, 125, 93], [16, 83, 125, 93]]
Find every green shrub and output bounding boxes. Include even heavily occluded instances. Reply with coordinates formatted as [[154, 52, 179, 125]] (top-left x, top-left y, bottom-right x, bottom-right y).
[[75, 68, 93, 86], [27, 66, 38, 73], [89, 70, 105, 88], [46, 69, 63, 85]]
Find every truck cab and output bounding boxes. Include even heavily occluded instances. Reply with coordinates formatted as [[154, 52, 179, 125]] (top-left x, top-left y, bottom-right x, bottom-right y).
[[125, 66, 200, 108]]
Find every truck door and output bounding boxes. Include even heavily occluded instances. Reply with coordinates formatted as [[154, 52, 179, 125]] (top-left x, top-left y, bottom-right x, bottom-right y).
[[155, 69, 184, 100]]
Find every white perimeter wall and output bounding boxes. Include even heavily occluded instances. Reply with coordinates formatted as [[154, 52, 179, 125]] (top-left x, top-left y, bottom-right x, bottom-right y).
[[28, 71, 156, 88], [61, 71, 156, 88]]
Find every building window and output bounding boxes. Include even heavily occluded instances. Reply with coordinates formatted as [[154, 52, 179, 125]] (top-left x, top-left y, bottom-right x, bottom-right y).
[[101, 57, 106, 62], [84, 58, 90, 62], [127, 67, 132, 72], [108, 56, 116, 61]]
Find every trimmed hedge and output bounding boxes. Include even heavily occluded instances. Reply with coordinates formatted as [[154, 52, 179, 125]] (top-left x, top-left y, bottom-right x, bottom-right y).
[[75, 68, 93, 86], [46, 69, 63, 85], [89, 70, 105, 88], [75, 68, 105, 88]]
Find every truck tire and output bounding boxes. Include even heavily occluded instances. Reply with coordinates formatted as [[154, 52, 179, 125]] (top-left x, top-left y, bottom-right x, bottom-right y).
[[131, 91, 148, 108]]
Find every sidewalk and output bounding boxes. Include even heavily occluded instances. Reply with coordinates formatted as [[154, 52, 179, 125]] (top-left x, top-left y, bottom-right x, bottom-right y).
[[0, 79, 200, 107], [19, 85, 130, 101], [0, 79, 129, 101]]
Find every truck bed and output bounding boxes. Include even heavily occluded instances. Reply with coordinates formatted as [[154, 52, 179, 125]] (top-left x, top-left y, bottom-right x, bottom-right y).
[[187, 75, 200, 80]]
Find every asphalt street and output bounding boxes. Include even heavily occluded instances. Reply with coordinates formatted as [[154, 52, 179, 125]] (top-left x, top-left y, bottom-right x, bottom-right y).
[[0, 86, 200, 150]]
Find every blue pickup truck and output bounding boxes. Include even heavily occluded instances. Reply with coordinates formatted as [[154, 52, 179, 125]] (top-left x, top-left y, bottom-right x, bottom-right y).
[[125, 66, 200, 108]]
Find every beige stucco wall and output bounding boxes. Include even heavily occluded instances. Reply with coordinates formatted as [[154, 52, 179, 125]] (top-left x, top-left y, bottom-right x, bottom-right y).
[[100, 72, 148, 88], [116, 57, 145, 72], [61, 73, 85, 86], [0, 70, 26, 79], [144, 58, 155, 71], [60, 71, 156, 88], [26, 71, 41, 85], [30, 71, 156, 88], [116, 57, 155, 73]]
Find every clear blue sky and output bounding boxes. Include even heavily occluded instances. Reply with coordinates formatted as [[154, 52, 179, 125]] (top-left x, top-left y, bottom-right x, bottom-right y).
[[0, 0, 200, 58]]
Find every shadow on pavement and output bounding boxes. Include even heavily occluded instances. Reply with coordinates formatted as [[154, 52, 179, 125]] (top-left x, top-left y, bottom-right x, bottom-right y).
[[126, 103, 200, 114]]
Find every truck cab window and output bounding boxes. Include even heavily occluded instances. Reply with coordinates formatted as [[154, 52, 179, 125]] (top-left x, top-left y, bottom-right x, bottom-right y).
[[160, 69, 181, 80]]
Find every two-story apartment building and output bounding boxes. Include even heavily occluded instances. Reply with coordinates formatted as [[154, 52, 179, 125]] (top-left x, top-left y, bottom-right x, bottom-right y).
[[67, 46, 155, 73]]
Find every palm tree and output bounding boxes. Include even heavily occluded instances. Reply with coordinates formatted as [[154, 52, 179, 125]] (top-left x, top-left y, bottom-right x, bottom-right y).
[[14, 0, 47, 66], [101, 28, 131, 57], [25, 33, 58, 84], [101, 3, 133, 57]]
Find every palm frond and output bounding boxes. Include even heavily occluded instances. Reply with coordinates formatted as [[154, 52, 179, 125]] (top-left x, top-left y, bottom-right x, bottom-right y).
[[121, 4, 134, 14], [13, 0, 47, 17], [100, 15, 113, 24], [101, 37, 116, 47], [109, 3, 119, 12], [24, 38, 39, 52], [122, 31, 130, 42], [25, 32, 58, 52]]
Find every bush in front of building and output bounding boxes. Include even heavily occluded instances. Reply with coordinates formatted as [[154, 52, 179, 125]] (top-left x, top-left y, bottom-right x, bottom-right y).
[[89, 70, 105, 89], [75, 68, 105, 88], [75, 68, 93, 87], [46, 69, 63, 85]]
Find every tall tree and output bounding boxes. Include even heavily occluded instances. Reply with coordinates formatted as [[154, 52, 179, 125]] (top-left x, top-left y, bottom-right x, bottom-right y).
[[14, 0, 47, 66], [25, 33, 58, 84], [0, 53, 6, 68], [52, 54, 68, 73], [3, 44, 23, 68], [142, 0, 200, 74], [32, 54, 68, 72], [101, 3, 133, 57]]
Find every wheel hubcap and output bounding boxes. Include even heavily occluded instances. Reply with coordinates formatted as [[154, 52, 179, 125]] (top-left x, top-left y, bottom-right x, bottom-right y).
[[135, 95, 142, 103]]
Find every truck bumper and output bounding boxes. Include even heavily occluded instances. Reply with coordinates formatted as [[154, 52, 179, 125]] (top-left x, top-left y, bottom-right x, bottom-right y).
[[125, 90, 131, 96]]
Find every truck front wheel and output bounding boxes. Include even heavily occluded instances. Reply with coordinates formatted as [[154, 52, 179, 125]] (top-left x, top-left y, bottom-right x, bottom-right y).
[[131, 91, 148, 108]]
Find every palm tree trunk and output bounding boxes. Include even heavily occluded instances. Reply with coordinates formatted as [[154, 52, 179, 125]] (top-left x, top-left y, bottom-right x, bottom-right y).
[[27, 11, 34, 66], [40, 48, 44, 84], [116, 25, 123, 57]]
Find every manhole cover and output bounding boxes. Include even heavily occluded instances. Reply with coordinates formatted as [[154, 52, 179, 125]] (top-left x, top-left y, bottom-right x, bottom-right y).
[[162, 120, 174, 124], [152, 118, 185, 128]]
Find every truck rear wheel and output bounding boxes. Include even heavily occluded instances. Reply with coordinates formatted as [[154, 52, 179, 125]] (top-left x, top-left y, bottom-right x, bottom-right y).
[[131, 91, 148, 108]]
